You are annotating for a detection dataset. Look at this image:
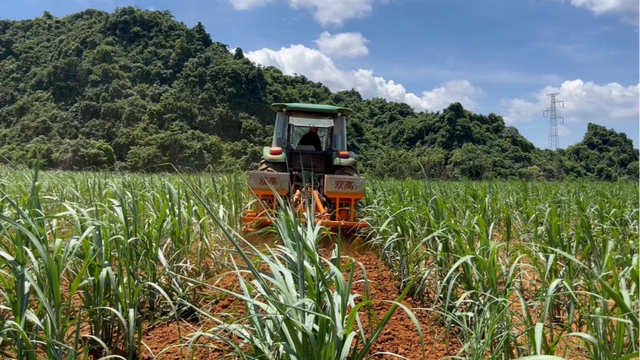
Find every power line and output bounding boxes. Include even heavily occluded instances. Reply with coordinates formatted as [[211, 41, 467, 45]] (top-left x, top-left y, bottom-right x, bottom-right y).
[[543, 93, 564, 150]]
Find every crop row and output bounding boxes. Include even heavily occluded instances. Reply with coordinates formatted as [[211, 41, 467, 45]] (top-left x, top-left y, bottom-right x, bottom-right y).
[[0, 168, 637, 359]]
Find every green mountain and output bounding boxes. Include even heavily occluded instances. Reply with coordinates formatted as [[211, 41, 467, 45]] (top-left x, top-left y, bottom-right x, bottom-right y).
[[0, 7, 637, 180]]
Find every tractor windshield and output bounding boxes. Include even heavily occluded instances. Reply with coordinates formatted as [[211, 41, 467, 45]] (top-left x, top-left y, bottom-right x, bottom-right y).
[[290, 126, 330, 151], [288, 114, 333, 151], [289, 113, 334, 151]]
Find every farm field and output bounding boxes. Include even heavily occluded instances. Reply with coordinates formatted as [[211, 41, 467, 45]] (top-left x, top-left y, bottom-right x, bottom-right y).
[[0, 168, 637, 360]]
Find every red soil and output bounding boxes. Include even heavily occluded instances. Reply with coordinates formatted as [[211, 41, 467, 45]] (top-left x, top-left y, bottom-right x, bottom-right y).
[[139, 239, 460, 359], [343, 248, 460, 359]]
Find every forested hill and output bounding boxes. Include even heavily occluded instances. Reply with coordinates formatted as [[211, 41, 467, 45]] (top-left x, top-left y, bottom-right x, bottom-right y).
[[0, 8, 637, 180]]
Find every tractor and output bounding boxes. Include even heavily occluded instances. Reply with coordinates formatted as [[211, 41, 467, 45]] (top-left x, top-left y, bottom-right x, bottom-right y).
[[241, 103, 367, 231]]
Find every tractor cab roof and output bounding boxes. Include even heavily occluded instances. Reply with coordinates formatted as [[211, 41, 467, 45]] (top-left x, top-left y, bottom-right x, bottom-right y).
[[270, 103, 353, 116]]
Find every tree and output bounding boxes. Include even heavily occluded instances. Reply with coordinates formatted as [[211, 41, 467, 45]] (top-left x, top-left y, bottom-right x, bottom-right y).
[[126, 145, 163, 171], [518, 165, 544, 180], [0, 7, 636, 181], [192, 22, 213, 47], [233, 47, 245, 60], [449, 144, 490, 180], [626, 161, 638, 178]]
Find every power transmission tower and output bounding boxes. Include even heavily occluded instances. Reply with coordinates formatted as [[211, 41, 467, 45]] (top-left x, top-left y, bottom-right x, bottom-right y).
[[543, 93, 564, 150]]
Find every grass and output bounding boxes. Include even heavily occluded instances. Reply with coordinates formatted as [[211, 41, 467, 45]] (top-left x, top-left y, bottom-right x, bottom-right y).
[[363, 179, 638, 359], [0, 167, 637, 359], [0, 168, 244, 359]]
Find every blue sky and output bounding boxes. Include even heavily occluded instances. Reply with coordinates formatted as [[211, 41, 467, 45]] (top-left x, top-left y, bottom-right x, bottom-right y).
[[3, 0, 639, 148]]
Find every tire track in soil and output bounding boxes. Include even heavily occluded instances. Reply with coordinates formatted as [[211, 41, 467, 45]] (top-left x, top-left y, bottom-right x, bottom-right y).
[[140, 239, 461, 359]]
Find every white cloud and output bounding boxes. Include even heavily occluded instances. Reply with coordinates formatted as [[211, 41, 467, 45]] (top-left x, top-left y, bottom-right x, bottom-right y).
[[569, 0, 639, 24], [246, 44, 481, 111], [314, 32, 369, 57], [229, 0, 376, 26], [289, 0, 375, 26], [228, 0, 274, 10], [500, 79, 639, 126], [246, 45, 346, 86], [403, 79, 481, 111], [569, 0, 638, 15]]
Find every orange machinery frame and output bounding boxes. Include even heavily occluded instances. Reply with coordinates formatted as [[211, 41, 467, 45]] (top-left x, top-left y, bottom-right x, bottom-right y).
[[241, 188, 367, 230]]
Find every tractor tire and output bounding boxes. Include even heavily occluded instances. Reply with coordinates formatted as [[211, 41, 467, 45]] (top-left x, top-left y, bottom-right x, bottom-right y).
[[258, 158, 285, 172], [334, 165, 358, 176]]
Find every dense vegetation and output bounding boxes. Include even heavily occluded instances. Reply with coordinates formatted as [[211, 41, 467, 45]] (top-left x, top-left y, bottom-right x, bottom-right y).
[[0, 168, 412, 359], [364, 178, 639, 359], [0, 7, 637, 180], [0, 169, 637, 359]]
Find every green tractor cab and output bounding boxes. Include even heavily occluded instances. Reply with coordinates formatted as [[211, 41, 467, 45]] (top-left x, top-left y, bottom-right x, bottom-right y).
[[259, 103, 357, 175], [242, 103, 365, 231]]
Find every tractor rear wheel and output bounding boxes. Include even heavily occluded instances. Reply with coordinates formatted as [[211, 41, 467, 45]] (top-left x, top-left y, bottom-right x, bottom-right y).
[[334, 165, 358, 176], [259, 158, 285, 172]]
